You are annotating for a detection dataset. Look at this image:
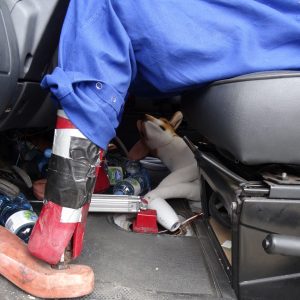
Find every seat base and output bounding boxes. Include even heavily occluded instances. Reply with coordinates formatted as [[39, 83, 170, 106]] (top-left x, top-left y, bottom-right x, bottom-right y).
[[182, 71, 300, 165]]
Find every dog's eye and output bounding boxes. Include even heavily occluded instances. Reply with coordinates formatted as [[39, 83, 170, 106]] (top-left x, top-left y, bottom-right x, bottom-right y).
[[159, 125, 166, 131]]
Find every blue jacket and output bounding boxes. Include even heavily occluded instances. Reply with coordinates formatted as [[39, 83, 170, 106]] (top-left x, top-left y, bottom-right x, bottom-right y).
[[42, 0, 300, 149]]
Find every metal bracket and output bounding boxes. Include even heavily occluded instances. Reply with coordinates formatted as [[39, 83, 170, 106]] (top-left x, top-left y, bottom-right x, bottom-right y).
[[267, 183, 300, 199], [183, 136, 248, 184], [241, 182, 270, 197]]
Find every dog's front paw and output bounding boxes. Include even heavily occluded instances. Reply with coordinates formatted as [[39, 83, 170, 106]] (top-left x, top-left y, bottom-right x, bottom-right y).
[[147, 197, 180, 232]]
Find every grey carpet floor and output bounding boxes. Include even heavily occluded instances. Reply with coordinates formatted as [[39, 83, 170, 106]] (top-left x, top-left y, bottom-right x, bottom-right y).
[[0, 213, 235, 300]]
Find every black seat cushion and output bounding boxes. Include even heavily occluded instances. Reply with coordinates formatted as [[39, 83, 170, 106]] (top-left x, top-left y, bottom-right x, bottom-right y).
[[182, 71, 300, 165]]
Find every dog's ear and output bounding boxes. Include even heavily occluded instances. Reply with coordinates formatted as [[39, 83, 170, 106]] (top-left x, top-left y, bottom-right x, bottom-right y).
[[136, 119, 143, 133], [169, 111, 183, 130], [128, 119, 149, 160], [128, 140, 150, 160]]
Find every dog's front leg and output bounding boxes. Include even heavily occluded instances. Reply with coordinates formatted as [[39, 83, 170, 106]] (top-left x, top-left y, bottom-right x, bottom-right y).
[[145, 180, 200, 231], [145, 179, 200, 201], [157, 164, 198, 188]]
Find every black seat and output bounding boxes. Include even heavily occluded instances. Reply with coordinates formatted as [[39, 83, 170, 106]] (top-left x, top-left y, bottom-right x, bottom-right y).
[[182, 71, 300, 165]]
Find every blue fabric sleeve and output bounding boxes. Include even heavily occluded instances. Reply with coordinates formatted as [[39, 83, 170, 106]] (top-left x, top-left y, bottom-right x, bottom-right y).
[[41, 0, 136, 149]]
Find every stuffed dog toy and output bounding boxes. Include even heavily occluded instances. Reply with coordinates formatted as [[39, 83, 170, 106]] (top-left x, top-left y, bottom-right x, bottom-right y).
[[33, 111, 200, 231], [129, 111, 201, 231]]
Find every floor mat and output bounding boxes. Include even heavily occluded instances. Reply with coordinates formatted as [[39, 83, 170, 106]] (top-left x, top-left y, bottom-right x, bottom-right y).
[[75, 213, 234, 300], [0, 213, 235, 300]]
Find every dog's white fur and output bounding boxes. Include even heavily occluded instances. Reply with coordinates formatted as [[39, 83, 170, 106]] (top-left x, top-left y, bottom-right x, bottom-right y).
[[129, 112, 200, 203]]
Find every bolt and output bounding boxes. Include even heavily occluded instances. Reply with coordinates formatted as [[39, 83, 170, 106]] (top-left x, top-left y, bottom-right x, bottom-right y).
[[262, 238, 270, 250]]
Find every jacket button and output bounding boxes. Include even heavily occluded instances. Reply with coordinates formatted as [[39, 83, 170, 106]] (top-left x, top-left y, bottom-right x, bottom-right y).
[[96, 82, 102, 90]]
